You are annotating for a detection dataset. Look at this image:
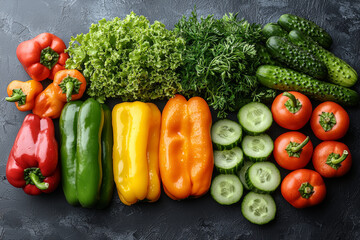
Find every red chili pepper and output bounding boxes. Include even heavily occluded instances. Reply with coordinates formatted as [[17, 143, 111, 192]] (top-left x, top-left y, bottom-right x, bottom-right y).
[[312, 141, 352, 178], [6, 114, 60, 195], [16, 33, 69, 81], [281, 169, 326, 208]]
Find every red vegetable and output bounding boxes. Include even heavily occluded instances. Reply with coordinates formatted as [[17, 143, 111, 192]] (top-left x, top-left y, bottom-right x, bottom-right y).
[[16, 33, 69, 81], [271, 91, 312, 130], [310, 102, 349, 140], [281, 169, 326, 208], [274, 131, 313, 170], [6, 114, 60, 195], [312, 141, 352, 178]]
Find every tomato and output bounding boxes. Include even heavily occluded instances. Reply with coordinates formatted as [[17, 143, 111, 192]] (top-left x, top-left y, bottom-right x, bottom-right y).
[[310, 102, 349, 140], [312, 141, 352, 178], [271, 91, 312, 130], [281, 169, 326, 208], [274, 132, 313, 170]]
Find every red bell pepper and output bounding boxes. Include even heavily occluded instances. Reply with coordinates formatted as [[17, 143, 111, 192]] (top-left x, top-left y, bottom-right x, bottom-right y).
[[6, 114, 60, 195], [16, 33, 69, 81]]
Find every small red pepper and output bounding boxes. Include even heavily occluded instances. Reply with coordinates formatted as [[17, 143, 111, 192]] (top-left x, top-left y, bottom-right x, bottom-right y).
[[16, 33, 69, 81], [6, 114, 60, 195]]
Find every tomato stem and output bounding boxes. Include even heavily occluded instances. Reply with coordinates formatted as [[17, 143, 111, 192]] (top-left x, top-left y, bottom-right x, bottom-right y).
[[291, 136, 310, 153], [283, 92, 296, 107], [298, 182, 314, 199], [331, 150, 348, 165], [283, 92, 302, 114]]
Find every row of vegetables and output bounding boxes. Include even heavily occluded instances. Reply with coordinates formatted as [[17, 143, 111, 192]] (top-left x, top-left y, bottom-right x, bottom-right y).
[[4, 11, 357, 225]]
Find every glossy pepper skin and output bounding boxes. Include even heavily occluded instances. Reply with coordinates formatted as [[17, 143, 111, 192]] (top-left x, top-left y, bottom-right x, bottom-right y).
[[281, 169, 326, 208], [32, 70, 86, 119], [6, 80, 43, 111], [159, 94, 213, 200], [60, 99, 114, 208], [112, 102, 161, 205], [312, 141, 352, 178], [16, 33, 69, 81], [6, 114, 60, 195]]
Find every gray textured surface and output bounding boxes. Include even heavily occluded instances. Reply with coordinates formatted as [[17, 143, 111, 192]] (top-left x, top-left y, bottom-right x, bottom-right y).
[[1, 0, 360, 239]]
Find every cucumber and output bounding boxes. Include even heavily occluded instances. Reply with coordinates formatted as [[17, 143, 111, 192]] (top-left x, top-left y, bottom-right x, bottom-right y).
[[262, 23, 288, 39], [241, 192, 276, 225], [288, 30, 358, 87], [242, 134, 274, 162], [211, 174, 243, 205], [237, 102, 272, 135], [245, 162, 281, 193], [266, 36, 327, 79], [255, 44, 282, 66], [256, 65, 359, 106], [278, 13, 332, 49], [238, 161, 253, 190], [214, 147, 244, 174], [211, 119, 242, 150]]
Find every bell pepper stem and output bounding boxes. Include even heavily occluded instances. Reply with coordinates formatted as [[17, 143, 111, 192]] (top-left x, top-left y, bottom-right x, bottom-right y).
[[5, 94, 23, 102], [291, 136, 310, 153], [331, 150, 349, 165], [45, 53, 53, 61], [29, 172, 49, 190], [65, 81, 74, 102], [283, 92, 296, 108]]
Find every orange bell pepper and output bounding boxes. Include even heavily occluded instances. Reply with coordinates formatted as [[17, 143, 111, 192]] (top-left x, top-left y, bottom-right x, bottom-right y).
[[159, 94, 213, 200], [32, 69, 87, 119], [6, 80, 43, 111]]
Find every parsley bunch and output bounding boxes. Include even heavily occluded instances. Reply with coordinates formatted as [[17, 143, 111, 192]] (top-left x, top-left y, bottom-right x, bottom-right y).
[[175, 10, 276, 117]]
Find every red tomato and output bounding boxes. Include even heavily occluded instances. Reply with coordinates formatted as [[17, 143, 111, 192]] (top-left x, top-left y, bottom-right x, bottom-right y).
[[272, 91, 312, 130], [312, 141, 352, 178], [281, 169, 326, 208], [310, 102, 349, 140], [274, 132, 313, 170]]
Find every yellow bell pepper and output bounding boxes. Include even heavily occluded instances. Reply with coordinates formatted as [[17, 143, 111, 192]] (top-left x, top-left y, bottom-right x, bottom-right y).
[[112, 102, 161, 205]]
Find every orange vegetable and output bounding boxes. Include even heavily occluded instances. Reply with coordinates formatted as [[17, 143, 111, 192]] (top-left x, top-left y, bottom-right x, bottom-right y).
[[6, 80, 43, 111], [32, 84, 65, 119], [159, 94, 213, 200]]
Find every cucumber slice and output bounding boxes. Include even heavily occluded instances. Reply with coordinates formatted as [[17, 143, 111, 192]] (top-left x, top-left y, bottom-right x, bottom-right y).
[[211, 174, 243, 205], [214, 147, 244, 174], [241, 192, 276, 225], [242, 134, 274, 162], [237, 102, 272, 135], [211, 119, 242, 150], [245, 162, 281, 193], [238, 161, 253, 190]]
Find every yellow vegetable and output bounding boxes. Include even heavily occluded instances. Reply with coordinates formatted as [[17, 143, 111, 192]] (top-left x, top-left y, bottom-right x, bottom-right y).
[[112, 102, 161, 205]]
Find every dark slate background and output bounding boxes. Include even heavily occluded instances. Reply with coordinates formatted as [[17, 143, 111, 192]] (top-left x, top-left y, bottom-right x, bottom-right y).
[[1, 0, 360, 239]]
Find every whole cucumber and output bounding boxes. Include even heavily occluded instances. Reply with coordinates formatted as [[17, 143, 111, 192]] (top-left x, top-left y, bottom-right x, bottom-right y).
[[262, 23, 288, 39], [278, 14, 332, 49], [288, 30, 358, 87], [59, 101, 82, 206], [76, 98, 104, 208], [256, 65, 359, 106], [266, 36, 327, 79], [255, 44, 282, 66]]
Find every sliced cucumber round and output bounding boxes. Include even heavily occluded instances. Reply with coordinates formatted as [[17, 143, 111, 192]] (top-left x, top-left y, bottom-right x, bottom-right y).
[[211, 174, 243, 205], [211, 119, 242, 150], [214, 147, 244, 174], [241, 192, 276, 225], [242, 134, 273, 162], [237, 102, 272, 135], [238, 161, 253, 190], [245, 162, 281, 193]]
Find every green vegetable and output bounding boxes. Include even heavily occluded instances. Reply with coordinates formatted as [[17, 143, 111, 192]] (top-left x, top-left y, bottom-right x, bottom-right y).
[[211, 174, 243, 205], [288, 30, 358, 87], [245, 162, 281, 193], [278, 14, 332, 49], [262, 23, 288, 39], [255, 44, 282, 66], [211, 119, 242, 150], [174, 9, 276, 118], [266, 36, 327, 79], [66, 12, 185, 101], [214, 147, 244, 174], [256, 65, 359, 106], [241, 192, 276, 225]]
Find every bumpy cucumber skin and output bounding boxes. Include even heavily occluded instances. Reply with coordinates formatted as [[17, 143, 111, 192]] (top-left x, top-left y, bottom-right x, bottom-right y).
[[288, 30, 358, 87], [245, 162, 280, 194], [256, 44, 282, 66], [262, 23, 288, 39], [278, 14, 332, 49], [266, 36, 327, 79], [256, 65, 359, 106]]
